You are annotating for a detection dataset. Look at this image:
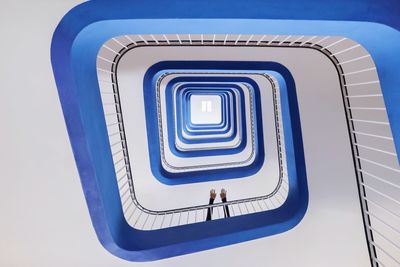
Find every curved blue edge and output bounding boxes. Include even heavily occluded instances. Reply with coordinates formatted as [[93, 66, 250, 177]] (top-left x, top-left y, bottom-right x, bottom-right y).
[[145, 63, 265, 185], [185, 92, 227, 131], [185, 91, 228, 131], [51, 2, 400, 261], [186, 93, 227, 130], [174, 83, 239, 142], [167, 79, 246, 148], [178, 89, 235, 143], [182, 90, 230, 133]]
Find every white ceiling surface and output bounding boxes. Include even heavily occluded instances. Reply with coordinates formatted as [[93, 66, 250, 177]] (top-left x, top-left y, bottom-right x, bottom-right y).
[[0, 1, 370, 266], [119, 64, 280, 210]]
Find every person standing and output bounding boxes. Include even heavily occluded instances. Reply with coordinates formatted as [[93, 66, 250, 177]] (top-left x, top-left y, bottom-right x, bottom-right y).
[[206, 188, 230, 221]]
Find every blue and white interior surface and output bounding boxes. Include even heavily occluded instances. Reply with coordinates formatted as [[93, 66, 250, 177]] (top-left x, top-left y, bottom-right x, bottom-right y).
[[51, 0, 400, 265]]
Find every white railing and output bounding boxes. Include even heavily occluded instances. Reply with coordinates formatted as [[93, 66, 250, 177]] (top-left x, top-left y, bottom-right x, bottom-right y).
[[97, 34, 400, 266]]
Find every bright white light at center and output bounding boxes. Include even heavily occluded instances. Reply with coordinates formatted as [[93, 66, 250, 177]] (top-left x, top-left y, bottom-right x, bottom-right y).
[[201, 100, 212, 113], [190, 95, 222, 125]]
